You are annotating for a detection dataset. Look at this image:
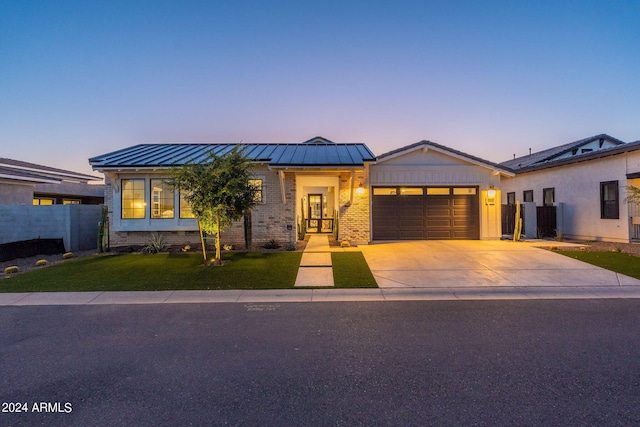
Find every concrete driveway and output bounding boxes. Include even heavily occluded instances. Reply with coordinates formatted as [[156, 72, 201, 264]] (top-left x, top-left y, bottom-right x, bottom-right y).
[[360, 240, 640, 288]]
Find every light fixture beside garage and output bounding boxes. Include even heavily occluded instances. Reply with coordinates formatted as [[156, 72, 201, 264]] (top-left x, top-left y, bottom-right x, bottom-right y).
[[356, 182, 365, 194]]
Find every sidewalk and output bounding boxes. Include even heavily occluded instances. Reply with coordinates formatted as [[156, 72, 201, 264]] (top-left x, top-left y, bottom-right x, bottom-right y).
[[2, 285, 640, 306]]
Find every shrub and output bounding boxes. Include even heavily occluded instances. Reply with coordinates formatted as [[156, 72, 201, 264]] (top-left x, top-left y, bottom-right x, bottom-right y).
[[223, 244, 234, 251], [36, 259, 48, 267], [264, 239, 281, 249], [286, 242, 297, 251], [4, 266, 19, 275], [63, 252, 74, 259], [143, 233, 167, 254], [181, 245, 191, 252]]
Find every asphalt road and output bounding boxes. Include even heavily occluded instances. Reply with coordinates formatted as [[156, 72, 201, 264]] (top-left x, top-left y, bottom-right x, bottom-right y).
[[2, 300, 640, 426]]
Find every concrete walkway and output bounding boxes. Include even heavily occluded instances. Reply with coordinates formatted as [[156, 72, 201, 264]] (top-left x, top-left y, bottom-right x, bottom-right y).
[[294, 235, 334, 287]]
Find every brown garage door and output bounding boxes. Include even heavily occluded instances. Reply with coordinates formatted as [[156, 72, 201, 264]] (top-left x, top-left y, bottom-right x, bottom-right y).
[[372, 186, 479, 240]]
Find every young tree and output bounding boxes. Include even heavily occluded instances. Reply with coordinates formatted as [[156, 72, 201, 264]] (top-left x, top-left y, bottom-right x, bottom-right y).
[[625, 185, 640, 204], [171, 147, 258, 265]]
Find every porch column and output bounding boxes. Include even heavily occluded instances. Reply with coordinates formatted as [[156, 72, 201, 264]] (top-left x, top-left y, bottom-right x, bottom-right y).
[[278, 170, 286, 204]]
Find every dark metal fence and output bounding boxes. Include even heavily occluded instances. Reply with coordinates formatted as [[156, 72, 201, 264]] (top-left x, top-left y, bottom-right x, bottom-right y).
[[536, 206, 557, 238], [501, 204, 525, 235]]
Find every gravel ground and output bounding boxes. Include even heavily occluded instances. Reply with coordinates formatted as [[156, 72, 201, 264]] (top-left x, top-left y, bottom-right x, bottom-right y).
[[560, 240, 640, 256], [1, 249, 101, 279]]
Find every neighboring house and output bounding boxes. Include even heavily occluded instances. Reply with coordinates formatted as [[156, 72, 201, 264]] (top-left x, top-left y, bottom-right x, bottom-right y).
[[0, 157, 104, 205], [89, 137, 376, 247], [0, 158, 105, 253], [499, 134, 640, 242]]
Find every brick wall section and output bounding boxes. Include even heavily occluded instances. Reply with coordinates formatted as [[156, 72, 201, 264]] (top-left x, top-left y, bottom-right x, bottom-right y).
[[338, 170, 370, 244], [105, 166, 297, 249]]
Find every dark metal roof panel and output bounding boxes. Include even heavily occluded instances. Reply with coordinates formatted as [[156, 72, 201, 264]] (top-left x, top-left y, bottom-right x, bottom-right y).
[[90, 140, 376, 169]]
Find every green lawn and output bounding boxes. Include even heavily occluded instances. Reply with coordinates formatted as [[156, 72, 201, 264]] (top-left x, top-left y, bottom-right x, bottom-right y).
[[0, 252, 302, 292], [332, 252, 378, 288], [0, 251, 379, 292], [556, 250, 640, 280]]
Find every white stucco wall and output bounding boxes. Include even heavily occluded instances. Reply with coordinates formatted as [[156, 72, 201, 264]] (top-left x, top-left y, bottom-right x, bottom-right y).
[[500, 151, 640, 242]]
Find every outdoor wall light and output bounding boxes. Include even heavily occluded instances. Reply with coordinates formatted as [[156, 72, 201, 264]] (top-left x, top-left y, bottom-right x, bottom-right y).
[[356, 183, 365, 194], [487, 189, 497, 198]]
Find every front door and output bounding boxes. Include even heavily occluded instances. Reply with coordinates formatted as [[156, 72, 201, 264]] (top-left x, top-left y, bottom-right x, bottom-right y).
[[308, 194, 322, 233]]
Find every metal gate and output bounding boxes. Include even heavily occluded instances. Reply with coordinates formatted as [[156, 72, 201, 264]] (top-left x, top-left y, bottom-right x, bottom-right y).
[[536, 206, 557, 238], [501, 204, 525, 235]]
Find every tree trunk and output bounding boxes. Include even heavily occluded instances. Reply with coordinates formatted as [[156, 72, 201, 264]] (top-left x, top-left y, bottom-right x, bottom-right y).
[[196, 216, 207, 265], [215, 210, 222, 265], [244, 209, 252, 250]]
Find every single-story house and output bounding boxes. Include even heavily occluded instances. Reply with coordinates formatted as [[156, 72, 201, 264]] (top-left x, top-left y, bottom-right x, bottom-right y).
[[89, 133, 640, 248], [499, 134, 640, 242], [89, 136, 514, 248]]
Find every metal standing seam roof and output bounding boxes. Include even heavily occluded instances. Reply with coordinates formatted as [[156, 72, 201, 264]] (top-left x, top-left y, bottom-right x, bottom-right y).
[[89, 138, 376, 169], [499, 134, 626, 171]]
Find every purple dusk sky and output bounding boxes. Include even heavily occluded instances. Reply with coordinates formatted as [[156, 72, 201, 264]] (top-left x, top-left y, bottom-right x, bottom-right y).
[[1, 1, 639, 177]]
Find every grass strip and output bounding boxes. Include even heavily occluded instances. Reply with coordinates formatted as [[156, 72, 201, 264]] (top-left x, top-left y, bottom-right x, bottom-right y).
[[555, 250, 640, 280], [0, 252, 302, 292], [331, 252, 378, 288]]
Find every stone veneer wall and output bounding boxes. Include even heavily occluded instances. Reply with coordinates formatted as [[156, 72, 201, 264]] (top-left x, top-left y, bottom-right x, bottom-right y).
[[338, 169, 370, 244]]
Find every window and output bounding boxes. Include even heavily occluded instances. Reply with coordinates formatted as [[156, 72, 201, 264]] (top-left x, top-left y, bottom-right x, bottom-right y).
[[33, 198, 54, 205], [507, 192, 515, 205], [600, 181, 619, 219], [543, 188, 555, 207], [150, 179, 175, 219], [453, 187, 477, 195], [373, 188, 397, 196], [63, 199, 81, 205], [179, 191, 196, 219], [249, 178, 264, 203], [121, 179, 146, 219], [426, 188, 450, 195], [523, 190, 534, 203], [399, 187, 423, 195]]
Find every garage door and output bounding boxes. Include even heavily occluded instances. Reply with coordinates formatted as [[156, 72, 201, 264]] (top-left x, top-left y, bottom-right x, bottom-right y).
[[372, 186, 479, 240]]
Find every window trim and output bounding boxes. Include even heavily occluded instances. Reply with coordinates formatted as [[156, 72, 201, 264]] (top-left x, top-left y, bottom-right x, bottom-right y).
[[600, 180, 619, 219]]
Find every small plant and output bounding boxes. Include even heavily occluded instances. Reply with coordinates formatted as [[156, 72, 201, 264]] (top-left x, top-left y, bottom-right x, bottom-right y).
[[264, 239, 281, 249], [36, 259, 48, 267], [181, 245, 191, 252], [4, 266, 19, 275], [63, 252, 74, 259], [223, 244, 234, 251], [143, 233, 167, 254], [286, 242, 296, 251], [340, 241, 351, 248], [613, 246, 623, 253]]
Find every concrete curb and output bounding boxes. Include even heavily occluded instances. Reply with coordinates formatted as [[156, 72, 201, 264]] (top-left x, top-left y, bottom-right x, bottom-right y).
[[2, 286, 640, 306]]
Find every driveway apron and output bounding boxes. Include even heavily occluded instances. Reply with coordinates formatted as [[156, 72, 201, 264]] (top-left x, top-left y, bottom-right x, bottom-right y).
[[360, 240, 640, 288]]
